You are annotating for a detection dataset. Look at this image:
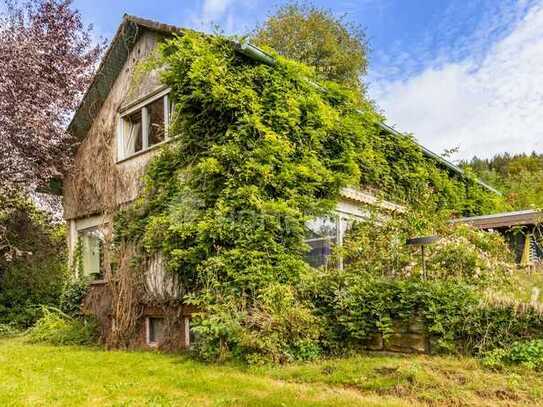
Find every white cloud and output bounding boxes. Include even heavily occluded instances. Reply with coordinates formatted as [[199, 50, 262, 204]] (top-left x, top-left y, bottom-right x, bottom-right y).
[[369, 1, 543, 160], [202, 0, 234, 21], [188, 0, 257, 34]]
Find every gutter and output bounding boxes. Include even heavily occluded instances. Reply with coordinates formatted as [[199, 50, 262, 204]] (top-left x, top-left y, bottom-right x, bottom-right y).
[[237, 42, 276, 66]]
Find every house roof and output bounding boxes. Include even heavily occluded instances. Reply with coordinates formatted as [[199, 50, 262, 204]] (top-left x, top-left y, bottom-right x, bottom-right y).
[[67, 15, 182, 142], [340, 188, 405, 213], [68, 15, 499, 195], [457, 209, 543, 229]]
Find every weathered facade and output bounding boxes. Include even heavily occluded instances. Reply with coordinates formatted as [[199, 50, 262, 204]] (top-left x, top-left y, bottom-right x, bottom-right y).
[[64, 17, 187, 349], [63, 15, 411, 350]]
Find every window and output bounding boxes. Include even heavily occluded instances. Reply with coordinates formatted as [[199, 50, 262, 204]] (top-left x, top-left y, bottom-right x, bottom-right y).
[[78, 226, 104, 280], [304, 211, 365, 268], [146, 317, 165, 346], [118, 90, 172, 160], [186, 318, 200, 348], [305, 216, 338, 267], [122, 110, 143, 155]]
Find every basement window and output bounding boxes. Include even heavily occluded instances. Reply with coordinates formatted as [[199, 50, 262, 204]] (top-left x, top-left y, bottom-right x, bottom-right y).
[[118, 90, 172, 160], [146, 317, 165, 347]]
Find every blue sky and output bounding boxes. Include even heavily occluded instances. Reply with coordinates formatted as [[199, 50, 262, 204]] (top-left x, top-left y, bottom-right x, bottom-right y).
[[73, 0, 543, 160]]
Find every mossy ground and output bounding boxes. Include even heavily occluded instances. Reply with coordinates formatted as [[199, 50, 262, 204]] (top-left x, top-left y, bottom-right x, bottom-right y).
[[1, 338, 542, 406]]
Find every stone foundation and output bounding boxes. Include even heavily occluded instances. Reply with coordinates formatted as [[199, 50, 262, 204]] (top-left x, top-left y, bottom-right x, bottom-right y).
[[365, 316, 430, 354], [81, 280, 196, 351]]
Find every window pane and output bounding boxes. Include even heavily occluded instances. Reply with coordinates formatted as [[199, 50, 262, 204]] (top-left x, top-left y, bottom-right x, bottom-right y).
[[305, 216, 337, 240], [79, 227, 103, 279], [305, 238, 332, 267], [147, 97, 165, 146], [123, 110, 143, 155], [149, 317, 164, 344]]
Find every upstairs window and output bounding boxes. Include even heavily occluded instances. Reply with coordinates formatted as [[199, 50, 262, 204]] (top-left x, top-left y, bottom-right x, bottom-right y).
[[118, 89, 172, 160]]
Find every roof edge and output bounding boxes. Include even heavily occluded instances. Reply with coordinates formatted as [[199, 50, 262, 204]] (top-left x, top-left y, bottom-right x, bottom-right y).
[[377, 123, 501, 195]]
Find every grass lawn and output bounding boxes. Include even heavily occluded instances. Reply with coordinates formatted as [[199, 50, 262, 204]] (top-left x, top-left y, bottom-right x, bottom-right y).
[[1, 338, 543, 406]]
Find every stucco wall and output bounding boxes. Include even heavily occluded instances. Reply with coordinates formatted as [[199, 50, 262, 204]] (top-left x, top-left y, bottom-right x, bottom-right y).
[[63, 30, 166, 222]]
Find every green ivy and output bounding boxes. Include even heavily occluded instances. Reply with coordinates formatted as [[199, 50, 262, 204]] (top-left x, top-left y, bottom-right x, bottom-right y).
[[113, 32, 502, 362]]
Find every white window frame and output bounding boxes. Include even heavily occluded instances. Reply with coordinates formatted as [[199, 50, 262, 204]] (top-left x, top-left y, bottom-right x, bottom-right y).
[[304, 203, 370, 270], [71, 215, 106, 280], [117, 87, 172, 162]]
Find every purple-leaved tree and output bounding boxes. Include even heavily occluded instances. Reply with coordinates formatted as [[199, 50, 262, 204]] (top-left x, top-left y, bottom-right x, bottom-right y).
[[0, 0, 102, 193]]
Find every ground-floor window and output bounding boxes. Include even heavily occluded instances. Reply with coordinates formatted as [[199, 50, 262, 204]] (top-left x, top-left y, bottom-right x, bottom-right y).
[[304, 209, 367, 268], [305, 216, 337, 267], [78, 226, 104, 280]]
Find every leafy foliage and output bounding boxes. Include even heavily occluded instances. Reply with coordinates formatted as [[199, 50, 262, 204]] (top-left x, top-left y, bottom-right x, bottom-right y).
[[483, 339, 543, 370], [113, 31, 500, 362], [339, 212, 512, 283], [59, 275, 92, 317], [0, 194, 66, 327], [0, 0, 102, 191], [464, 152, 543, 210], [359, 133, 502, 215], [306, 214, 543, 356], [27, 306, 98, 346], [0, 323, 20, 337]]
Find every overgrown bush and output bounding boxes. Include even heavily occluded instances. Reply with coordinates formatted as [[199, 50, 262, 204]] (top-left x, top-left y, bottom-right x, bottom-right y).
[[340, 212, 513, 284], [302, 212, 541, 356], [0, 194, 66, 328], [188, 283, 322, 363], [0, 322, 21, 337], [483, 340, 543, 370], [59, 276, 91, 317], [27, 307, 98, 346], [111, 31, 501, 362]]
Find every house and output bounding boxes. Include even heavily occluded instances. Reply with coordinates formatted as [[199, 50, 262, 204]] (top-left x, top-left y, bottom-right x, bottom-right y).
[[459, 210, 543, 267], [64, 15, 496, 350]]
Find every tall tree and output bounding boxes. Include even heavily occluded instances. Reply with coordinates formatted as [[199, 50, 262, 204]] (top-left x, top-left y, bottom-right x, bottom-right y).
[[252, 2, 368, 90], [0, 0, 102, 193], [464, 152, 543, 210]]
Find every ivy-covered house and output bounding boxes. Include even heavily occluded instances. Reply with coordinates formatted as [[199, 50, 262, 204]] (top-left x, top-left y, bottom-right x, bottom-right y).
[[64, 15, 498, 350]]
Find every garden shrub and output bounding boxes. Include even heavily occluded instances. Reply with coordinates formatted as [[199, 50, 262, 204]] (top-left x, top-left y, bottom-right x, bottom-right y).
[[340, 212, 513, 284], [27, 307, 98, 346], [59, 275, 92, 317], [303, 212, 542, 356], [305, 270, 543, 356], [0, 323, 21, 337]]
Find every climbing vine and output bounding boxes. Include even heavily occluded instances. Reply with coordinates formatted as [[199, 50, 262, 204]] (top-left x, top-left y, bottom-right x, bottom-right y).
[[113, 32, 502, 361]]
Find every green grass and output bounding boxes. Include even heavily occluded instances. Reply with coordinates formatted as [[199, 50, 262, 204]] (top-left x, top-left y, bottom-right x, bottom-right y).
[[1, 338, 543, 406]]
